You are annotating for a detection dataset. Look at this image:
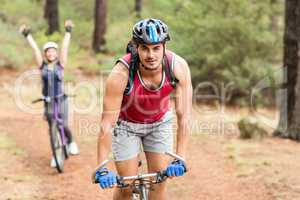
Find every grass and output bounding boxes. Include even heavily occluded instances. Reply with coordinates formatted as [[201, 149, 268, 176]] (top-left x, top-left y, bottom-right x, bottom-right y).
[[12, 175, 34, 182], [0, 133, 24, 156], [224, 139, 272, 177]]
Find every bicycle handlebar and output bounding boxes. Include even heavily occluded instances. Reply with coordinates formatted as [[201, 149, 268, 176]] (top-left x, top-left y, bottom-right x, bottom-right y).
[[116, 170, 167, 189], [31, 94, 76, 104], [92, 151, 183, 184], [118, 170, 166, 182], [32, 98, 46, 104]]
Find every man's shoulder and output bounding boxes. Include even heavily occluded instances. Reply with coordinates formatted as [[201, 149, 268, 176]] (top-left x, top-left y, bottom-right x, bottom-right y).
[[118, 53, 132, 67], [173, 54, 189, 73], [105, 63, 129, 93], [111, 62, 130, 77], [174, 54, 188, 67], [170, 53, 190, 84], [164, 49, 187, 66]]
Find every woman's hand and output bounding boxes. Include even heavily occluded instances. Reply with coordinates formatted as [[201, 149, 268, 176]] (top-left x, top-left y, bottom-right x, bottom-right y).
[[64, 20, 74, 33], [19, 24, 31, 37]]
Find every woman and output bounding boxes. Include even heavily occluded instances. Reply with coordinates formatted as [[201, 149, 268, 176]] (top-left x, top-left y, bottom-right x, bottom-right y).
[[19, 20, 79, 167]]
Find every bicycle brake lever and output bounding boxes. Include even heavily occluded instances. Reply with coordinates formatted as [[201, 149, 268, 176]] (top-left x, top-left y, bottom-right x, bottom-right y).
[[165, 151, 185, 162]]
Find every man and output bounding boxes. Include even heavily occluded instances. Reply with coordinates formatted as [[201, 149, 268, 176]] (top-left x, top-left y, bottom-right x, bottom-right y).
[[95, 18, 192, 200]]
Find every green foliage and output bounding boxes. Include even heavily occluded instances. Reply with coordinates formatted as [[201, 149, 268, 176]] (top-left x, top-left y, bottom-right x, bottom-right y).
[[0, 21, 32, 68], [0, 0, 284, 105], [238, 116, 268, 139], [183, 1, 280, 105], [167, 0, 282, 98], [0, 0, 44, 29]]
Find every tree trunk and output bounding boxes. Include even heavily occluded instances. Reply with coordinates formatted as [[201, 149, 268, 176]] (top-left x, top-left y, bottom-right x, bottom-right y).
[[44, 0, 60, 35], [275, 0, 300, 141], [92, 0, 107, 53], [135, 0, 142, 18]]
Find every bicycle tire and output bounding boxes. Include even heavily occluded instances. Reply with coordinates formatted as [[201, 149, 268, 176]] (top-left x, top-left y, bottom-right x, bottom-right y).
[[64, 145, 69, 159], [50, 121, 65, 173], [59, 125, 69, 160]]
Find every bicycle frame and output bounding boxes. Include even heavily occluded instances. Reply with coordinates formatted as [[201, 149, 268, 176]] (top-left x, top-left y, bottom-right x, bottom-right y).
[[33, 95, 67, 145], [117, 171, 167, 200]]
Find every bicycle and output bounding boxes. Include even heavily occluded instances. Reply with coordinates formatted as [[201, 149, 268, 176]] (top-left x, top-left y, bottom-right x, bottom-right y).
[[92, 152, 185, 200], [32, 94, 71, 173]]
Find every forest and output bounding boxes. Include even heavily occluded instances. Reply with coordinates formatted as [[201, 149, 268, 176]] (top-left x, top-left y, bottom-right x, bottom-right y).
[[1, 1, 300, 200]]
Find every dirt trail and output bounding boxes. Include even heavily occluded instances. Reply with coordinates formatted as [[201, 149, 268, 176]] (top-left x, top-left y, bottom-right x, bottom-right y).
[[1, 71, 300, 200], [0, 107, 274, 200], [0, 109, 108, 199]]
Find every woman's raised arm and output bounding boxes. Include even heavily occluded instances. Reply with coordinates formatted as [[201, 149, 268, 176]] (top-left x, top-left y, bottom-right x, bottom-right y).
[[60, 20, 73, 67], [19, 25, 43, 67]]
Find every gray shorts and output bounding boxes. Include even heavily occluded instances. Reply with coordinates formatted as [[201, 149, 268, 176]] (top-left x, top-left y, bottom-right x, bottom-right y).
[[112, 111, 174, 161]]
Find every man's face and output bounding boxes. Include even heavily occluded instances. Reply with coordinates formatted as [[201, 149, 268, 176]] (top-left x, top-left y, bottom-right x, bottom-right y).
[[137, 43, 164, 70]]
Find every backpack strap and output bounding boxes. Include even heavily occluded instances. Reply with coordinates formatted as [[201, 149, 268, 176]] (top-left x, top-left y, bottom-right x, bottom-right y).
[[39, 60, 64, 71], [116, 50, 178, 96], [39, 61, 46, 70], [116, 53, 138, 96], [164, 51, 179, 88]]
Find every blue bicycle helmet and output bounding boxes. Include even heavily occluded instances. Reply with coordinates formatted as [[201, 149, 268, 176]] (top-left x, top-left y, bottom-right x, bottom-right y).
[[132, 18, 170, 44]]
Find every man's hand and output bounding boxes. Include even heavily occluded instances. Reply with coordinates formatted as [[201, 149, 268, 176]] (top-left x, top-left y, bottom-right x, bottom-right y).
[[19, 24, 31, 37], [95, 168, 117, 189], [166, 159, 187, 177], [64, 19, 74, 33]]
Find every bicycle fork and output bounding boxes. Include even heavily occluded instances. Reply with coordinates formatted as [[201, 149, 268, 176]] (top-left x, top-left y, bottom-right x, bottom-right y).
[[54, 101, 67, 146], [138, 183, 148, 200]]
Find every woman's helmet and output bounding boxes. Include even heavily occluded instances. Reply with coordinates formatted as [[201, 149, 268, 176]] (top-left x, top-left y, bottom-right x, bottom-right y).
[[132, 18, 170, 44], [43, 41, 58, 51]]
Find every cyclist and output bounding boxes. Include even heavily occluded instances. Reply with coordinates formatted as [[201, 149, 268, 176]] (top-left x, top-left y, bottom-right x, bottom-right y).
[[95, 18, 192, 200], [19, 20, 79, 167]]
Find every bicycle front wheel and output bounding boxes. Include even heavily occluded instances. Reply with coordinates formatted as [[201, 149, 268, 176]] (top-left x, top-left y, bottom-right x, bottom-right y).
[[50, 121, 65, 173]]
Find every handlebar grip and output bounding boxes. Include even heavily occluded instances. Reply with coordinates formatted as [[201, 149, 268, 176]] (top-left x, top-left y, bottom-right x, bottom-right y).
[[31, 98, 43, 104], [91, 159, 110, 184]]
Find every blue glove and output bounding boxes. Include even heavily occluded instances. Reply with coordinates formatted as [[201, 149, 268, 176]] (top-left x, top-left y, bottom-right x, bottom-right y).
[[166, 159, 187, 177], [95, 168, 117, 189]]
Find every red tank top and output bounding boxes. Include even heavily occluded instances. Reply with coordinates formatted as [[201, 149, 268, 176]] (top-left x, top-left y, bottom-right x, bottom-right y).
[[118, 51, 176, 123]]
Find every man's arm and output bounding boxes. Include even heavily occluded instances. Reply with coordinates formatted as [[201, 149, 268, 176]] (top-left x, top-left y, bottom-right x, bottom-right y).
[[97, 63, 129, 165], [19, 25, 43, 67], [60, 20, 73, 67], [173, 55, 193, 159]]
